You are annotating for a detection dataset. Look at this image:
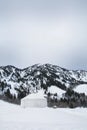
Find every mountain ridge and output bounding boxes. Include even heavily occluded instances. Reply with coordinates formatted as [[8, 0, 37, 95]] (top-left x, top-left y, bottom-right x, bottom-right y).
[[0, 63, 87, 103]]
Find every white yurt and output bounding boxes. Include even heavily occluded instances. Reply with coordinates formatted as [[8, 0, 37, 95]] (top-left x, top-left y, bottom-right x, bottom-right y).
[[21, 90, 47, 108]]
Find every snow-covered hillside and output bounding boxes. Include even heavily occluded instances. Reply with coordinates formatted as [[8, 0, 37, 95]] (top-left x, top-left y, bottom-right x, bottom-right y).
[[0, 100, 87, 130], [74, 84, 87, 95], [48, 85, 65, 99]]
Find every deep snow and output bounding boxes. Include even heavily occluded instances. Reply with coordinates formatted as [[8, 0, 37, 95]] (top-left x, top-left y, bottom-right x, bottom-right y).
[[0, 100, 87, 130]]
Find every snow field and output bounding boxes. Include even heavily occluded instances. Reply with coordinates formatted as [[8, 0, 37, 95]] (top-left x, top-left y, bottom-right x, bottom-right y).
[[0, 100, 87, 130]]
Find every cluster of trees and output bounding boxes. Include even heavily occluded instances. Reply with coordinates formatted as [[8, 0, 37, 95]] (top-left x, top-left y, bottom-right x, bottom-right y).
[[47, 88, 87, 108], [0, 81, 28, 104], [0, 80, 7, 91], [15, 84, 30, 99], [64, 88, 87, 108]]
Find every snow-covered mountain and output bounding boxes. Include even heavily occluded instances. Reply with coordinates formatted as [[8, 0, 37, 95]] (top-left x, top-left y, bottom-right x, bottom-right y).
[[0, 64, 87, 102]]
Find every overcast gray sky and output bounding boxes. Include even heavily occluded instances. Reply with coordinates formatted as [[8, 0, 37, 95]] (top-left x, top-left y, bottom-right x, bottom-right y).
[[0, 0, 87, 70]]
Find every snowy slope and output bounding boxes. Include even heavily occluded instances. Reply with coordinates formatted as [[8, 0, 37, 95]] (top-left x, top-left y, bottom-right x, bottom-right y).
[[48, 85, 65, 98], [0, 100, 87, 130], [74, 84, 87, 95]]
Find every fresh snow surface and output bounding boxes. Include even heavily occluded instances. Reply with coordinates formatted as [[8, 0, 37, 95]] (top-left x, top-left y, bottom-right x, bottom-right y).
[[0, 100, 87, 130], [48, 85, 65, 98], [74, 84, 87, 95]]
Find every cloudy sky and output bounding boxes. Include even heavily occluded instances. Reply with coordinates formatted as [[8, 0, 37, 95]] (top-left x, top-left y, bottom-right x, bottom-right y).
[[0, 0, 87, 70]]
